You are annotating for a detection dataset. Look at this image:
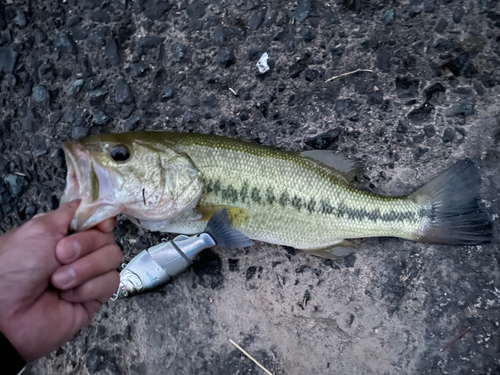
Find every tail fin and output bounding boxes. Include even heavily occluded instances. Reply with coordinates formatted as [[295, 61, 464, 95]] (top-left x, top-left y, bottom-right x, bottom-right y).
[[204, 209, 254, 248], [411, 159, 494, 245]]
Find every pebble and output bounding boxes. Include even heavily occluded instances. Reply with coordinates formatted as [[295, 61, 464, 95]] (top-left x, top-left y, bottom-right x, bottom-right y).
[[376, 48, 391, 73], [129, 63, 148, 77], [32, 85, 50, 104], [34, 28, 48, 43], [160, 86, 174, 101], [249, 9, 266, 30], [171, 42, 186, 62], [383, 9, 395, 25], [114, 79, 134, 105], [289, 63, 305, 78], [407, 102, 434, 124], [55, 34, 77, 55], [4, 174, 28, 197], [4, 73, 16, 87], [215, 48, 236, 68], [295, 1, 311, 23], [14, 10, 28, 28], [442, 128, 455, 143], [124, 113, 141, 131], [444, 53, 471, 76], [85, 348, 121, 375], [446, 99, 475, 117], [67, 79, 85, 97], [72, 126, 89, 140], [435, 18, 447, 33], [32, 137, 47, 157], [186, 0, 206, 19], [49, 148, 65, 168], [92, 111, 111, 125], [0, 48, 18, 74], [138, 35, 164, 50], [213, 25, 225, 47], [85, 89, 108, 106], [105, 38, 120, 65], [423, 82, 446, 101], [424, 125, 436, 138], [453, 8, 464, 23], [305, 128, 341, 149]]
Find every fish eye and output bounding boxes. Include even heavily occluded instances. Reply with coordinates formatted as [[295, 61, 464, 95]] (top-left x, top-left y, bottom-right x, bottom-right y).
[[110, 145, 131, 162]]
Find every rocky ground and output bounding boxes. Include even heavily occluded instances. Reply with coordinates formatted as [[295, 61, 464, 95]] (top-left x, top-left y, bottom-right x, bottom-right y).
[[1, 0, 500, 374]]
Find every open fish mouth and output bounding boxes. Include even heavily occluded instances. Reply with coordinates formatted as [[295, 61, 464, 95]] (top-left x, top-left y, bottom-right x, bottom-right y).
[[61, 141, 120, 231]]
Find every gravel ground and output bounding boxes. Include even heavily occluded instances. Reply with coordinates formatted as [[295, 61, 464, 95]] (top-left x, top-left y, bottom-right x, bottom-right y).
[[1, 0, 499, 374]]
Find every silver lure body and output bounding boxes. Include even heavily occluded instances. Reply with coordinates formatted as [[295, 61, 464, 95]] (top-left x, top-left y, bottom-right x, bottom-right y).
[[113, 233, 216, 299], [111, 209, 253, 299]]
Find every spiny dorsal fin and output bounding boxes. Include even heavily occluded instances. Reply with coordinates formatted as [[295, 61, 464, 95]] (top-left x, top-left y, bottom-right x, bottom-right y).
[[300, 150, 362, 182], [302, 240, 359, 259]]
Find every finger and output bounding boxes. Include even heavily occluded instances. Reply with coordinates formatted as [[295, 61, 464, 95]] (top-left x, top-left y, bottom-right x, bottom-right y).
[[51, 244, 123, 290], [93, 216, 117, 233], [43, 199, 81, 233], [60, 271, 120, 303], [55, 229, 115, 264]]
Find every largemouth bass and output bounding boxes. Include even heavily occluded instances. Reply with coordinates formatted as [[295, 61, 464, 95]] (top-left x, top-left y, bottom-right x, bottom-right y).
[[61, 131, 493, 259]]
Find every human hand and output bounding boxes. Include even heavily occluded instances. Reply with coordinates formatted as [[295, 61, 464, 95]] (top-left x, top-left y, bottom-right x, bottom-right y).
[[0, 200, 123, 362]]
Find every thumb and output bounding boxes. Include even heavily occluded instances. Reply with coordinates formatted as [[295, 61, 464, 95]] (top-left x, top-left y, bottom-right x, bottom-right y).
[[45, 199, 81, 233]]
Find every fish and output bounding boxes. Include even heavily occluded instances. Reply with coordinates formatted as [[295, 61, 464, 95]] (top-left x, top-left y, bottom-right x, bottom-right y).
[[61, 131, 494, 259], [112, 209, 253, 299]]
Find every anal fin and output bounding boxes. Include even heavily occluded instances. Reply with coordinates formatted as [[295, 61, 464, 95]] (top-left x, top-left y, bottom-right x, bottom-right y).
[[302, 240, 359, 259]]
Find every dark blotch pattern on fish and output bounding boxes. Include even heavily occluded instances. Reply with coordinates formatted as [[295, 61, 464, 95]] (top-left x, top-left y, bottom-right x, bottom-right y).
[[203, 179, 423, 223]]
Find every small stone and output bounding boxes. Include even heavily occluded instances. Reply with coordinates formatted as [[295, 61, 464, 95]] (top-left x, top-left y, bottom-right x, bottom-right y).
[[407, 102, 434, 124], [138, 93, 153, 110], [249, 9, 266, 30], [0, 48, 18, 74], [414, 147, 429, 160], [67, 79, 85, 97], [424, 125, 436, 138], [213, 25, 225, 47], [289, 63, 305, 78], [288, 94, 296, 106], [123, 113, 141, 131], [294, 1, 311, 23], [423, 82, 446, 101], [305, 128, 341, 149], [435, 18, 448, 33], [114, 79, 134, 105], [138, 35, 164, 50], [32, 137, 47, 157], [14, 11, 28, 28], [32, 85, 50, 104], [160, 86, 174, 101], [105, 38, 120, 65], [4, 174, 28, 197], [274, 25, 295, 51], [4, 73, 16, 87], [90, 10, 110, 23], [34, 28, 48, 43], [383, 9, 395, 25], [92, 111, 111, 125], [171, 42, 186, 62], [446, 99, 475, 117], [473, 81, 485, 95], [423, 0, 436, 12], [66, 15, 82, 28], [453, 7, 464, 23], [376, 48, 391, 73], [25, 204, 37, 216], [215, 48, 236, 68], [85, 348, 121, 375], [129, 63, 148, 77], [246, 266, 257, 280], [444, 53, 471, 76], [304, 68, 318, 82], [442, 128, 455, 143], [71, 27, 88, 41], [186, 0, 206, 19], [143, 0, 169, 19], [228, 259, 239, 272], [85, 89, 108, 106], [395, 76, 419, 98], [71, 126, 89, 140], [55, 34, 77, 55], [396, 120, 408, 133], [49, 148, 65, 168]]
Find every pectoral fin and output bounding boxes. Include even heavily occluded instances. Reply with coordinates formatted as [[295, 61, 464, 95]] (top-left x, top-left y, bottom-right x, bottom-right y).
[[196, 205, 249, 227], [302, 240, 359, 259], [300, 150, 362, 182]]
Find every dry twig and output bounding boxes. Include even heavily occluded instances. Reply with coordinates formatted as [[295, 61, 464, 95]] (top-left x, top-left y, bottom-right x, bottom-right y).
[[325, 69, 373, 83], [229, 339, 274, 375], [440, 327, 471, 352]]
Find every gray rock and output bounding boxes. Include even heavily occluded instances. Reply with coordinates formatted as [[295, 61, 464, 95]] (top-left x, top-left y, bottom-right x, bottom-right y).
[[85, 89, 108, 106], [32, 137, 47, 157], [55, 34, 77, 55], [160, 86, 174, 100], [67, 79, 85, 97], [0, 48, 18, 73], [114, 79, 134, 104], [171, 42, 186, 62], [92, 111, 111, 125], [249, 9, 266, 30], [13, 10, 27, 28], [383, 9, 395, 25], [4, 174, 28, 197], [446, 99, 476, 117], [294, 1, 311, 23], [215, 48, 236, 68], [32, 85, 50, 104]]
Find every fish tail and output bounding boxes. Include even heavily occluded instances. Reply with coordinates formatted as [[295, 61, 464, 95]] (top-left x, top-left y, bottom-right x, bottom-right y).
[[411, 159, 495, 245], [204, 209, 254, 248]]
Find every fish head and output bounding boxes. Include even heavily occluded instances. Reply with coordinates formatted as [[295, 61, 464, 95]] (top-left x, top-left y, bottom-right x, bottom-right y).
[[61, 132, 203, 231], [113, 269, 143, 299]]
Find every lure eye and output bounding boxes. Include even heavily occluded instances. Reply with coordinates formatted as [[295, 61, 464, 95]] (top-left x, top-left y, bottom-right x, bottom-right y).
[[110, 145, 130, 162]]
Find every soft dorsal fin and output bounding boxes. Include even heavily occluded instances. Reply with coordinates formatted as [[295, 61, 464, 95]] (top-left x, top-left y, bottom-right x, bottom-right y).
[[300, 150, 362, 182], [302, 240, 359, 259]]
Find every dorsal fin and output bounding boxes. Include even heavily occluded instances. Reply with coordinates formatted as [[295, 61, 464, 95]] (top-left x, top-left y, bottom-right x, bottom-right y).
[[300, 150, 362, 182]]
